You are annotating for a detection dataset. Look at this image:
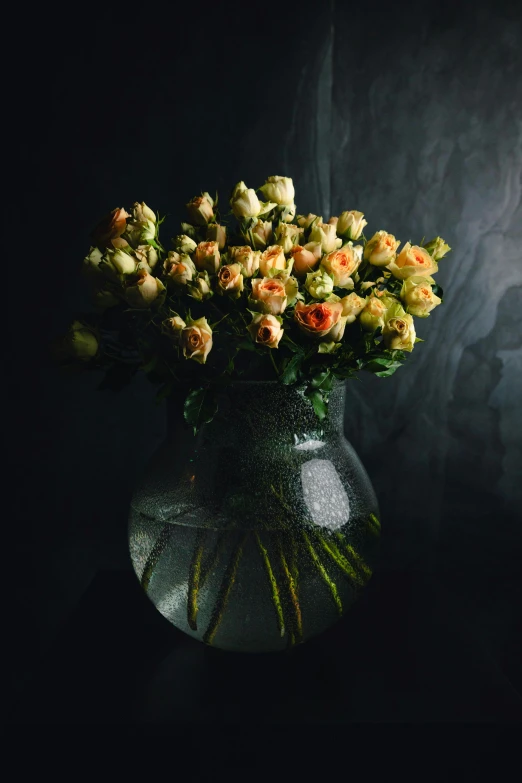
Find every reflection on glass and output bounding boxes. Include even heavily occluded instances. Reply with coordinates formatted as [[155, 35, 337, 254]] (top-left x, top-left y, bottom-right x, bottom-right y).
[[301, 458, 350, 530]]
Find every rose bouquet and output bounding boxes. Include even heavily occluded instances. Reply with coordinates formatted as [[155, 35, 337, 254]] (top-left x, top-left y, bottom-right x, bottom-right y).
[[58, 175, 450, 430]]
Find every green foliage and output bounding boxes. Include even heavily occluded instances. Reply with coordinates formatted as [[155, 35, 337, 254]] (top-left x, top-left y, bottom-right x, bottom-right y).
[[183, 388, 219, 433]]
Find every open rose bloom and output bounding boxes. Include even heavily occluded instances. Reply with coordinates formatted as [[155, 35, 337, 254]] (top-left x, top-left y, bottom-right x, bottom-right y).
[[69, 174, 451, 426]]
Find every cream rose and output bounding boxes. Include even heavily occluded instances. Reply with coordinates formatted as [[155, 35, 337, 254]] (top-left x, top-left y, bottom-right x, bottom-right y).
[[91, 207, 130, 249], [182, 317, 213, 364], [250, 277, 288, 315], [174, 234, 198, 254], [387, 242, 439, 279], [248, 313, 284, 348], [259, 175, 295, 205], [294, 300, 343, 338], [217, 263, 244, 298], [321, 243, 362, 288], [337, 210, 368, 241], [132, 202, 156, 224], [228, 245, 260, 278], [259, 245, 287, 277], [206, 223, 227, 250], [135, 244, 159, 273], [166, 253, 196, 286], [108, 247, 137, 277], [290, 242, 322, 277], [340, 292, 367, 323], [363, 230, 401, 267], [188, 271, 213, 301], [125, 270, 165, 308], [297, 213, 321, 230], [305, 268, 334, 299], [194, 241, 220, 274], [186, 193, 214, 226], [274, 222, 303, 253], [400, 276, 441, 317], [309, 221, 343, 253], [328, 316, 348, 342], [231, 186, 261, 218], [280, 202, 296, 223], [383, 313, 416, 351], [359, 295, 396, 332], [250, 219, 273, 250], [163, 315, 186, 342]]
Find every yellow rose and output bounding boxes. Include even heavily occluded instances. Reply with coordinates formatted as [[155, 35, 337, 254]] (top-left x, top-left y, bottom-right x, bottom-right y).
[[108, 247, 137, 276], [383, 313, 416, 351], [259, 245, 287, 277], [359, 295, 393, 332], [248, 313, 284, 348], [289, 242, 322, 278], [400, 276, 441, 317], [182, 316, 213, 364], [337, 210, 368, 240], [206, 223, 227, 250], [259, 175, 295, 205], [328, 315, 348, 342], [194, 241, 220, 274], [309, 221, 343, 253], [423, 236, 451, 261], [217, 263, 244, 298], [321, 243, 362, 288], [173, 234, 198, 254], [249, 219, 273, 250], [340, 292, 367, 323], [188, 271, 213, 301], [186, 194, 214, 226], [230, 186, 261, 218], [297, 213, 321, 230], [228, 245, 260, 277], [125, 270, 165, 308], [305, 268, 334, 299], [387, 242, 439, 279], [274, 222, 303, 253], [135, 244, 159, 273], [250, 277, 288, 315], [363, 230, 401, 267], [131, 202, 156, 224]]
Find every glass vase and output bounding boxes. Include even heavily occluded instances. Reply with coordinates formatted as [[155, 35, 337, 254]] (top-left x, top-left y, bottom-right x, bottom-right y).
[[129, 380, 380, 652]]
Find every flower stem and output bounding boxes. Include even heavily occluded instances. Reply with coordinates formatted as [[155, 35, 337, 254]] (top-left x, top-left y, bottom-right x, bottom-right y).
[[203, 532, 246, 646], [255, 531, 286, 639], [334, 532, 372, 582], [187, 530, 205, 631], [277, 534, 302, 644], [368, 513, 381, 536], [315, 531, 365, 588], [302, 531, 343, 616], [141, 525, 172, 593]]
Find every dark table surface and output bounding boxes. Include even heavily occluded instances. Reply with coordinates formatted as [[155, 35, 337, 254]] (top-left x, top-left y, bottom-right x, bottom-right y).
[[8, 564, 522, 725]]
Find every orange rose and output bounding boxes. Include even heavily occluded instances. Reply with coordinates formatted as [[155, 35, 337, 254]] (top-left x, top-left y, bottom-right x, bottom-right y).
[[250, 277, 288, 314], [387, 242, 439, 279], [248, 313, 284, 348], [290, 242, 322, 277], [294, 301, 343, 338], [321, 243, 362, 288], [91, 207, 130, 249], [259, 244, 286, 277]]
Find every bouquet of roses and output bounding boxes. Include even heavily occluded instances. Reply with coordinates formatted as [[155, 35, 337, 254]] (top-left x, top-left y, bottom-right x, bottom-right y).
[[58, 175, 450, 430]]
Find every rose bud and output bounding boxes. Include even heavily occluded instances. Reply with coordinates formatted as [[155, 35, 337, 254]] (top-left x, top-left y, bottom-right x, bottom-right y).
[[194, 241, 220, 274], [363, 230, 400, 267], [230, 186, 262, 219], [337, 210, 368, 241], [259, 245, 286, 277], [280, 202, 297, 223], [328, 216, 339, 226], [327, 315, 348, 342], [250, 277, 288, 315], [423, 236, 451, 261], [186, 194, 214, 226], [135, 244, 159, 273], [132, 202, 156, 224], [166, 253, 197, 286], [181, 316, 213, 364], [359, 294, 397, 332], [250, 219, 273, 249], [206, 223, 227, 250], [248, 313, 284, 349], [64, 321, 99, 360], [290, 242, 322, 277], [228, 245, 260, 277], [387, 242, 439, 279], [297, 213, 321, 230], [125, 269, 165, 308], [91, 207, 130, 249], [274, 222, 303, 253], [400, 276, 441, 317], [309, 221, 343, 253], [174, 234, 198, 254], [163, 315, 186, 343], [340, 292, 367, 323], [106, 247, 137, 277], [321, 243, 362, 288], [383, 313, 416, 351], [305, 268, 334, 299], [188, 271, 213, 301], [259, 175, 295, 205], [294, 300, 343, 339], [217, 263, 244, 299]]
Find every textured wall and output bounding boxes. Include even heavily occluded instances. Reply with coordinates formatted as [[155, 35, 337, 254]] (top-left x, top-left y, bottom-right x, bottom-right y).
[[10, 0, 522, 699]]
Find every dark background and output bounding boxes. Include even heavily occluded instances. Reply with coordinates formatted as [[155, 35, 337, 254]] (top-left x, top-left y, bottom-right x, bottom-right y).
[[8, 0, 522, 726]]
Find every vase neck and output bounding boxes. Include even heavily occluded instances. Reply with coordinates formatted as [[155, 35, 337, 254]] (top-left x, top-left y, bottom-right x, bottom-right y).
[[166, 381, 346, 445]]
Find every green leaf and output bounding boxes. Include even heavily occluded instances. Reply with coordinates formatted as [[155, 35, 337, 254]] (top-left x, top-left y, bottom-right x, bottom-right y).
[[311, 370, 333, 391], [280, 352, 304, 385], [305, 387, 327, 421], [183, 388, 219, 433]]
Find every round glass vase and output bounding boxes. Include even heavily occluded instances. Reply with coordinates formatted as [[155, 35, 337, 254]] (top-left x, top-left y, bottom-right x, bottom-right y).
[[129, 380, 381, 653]]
